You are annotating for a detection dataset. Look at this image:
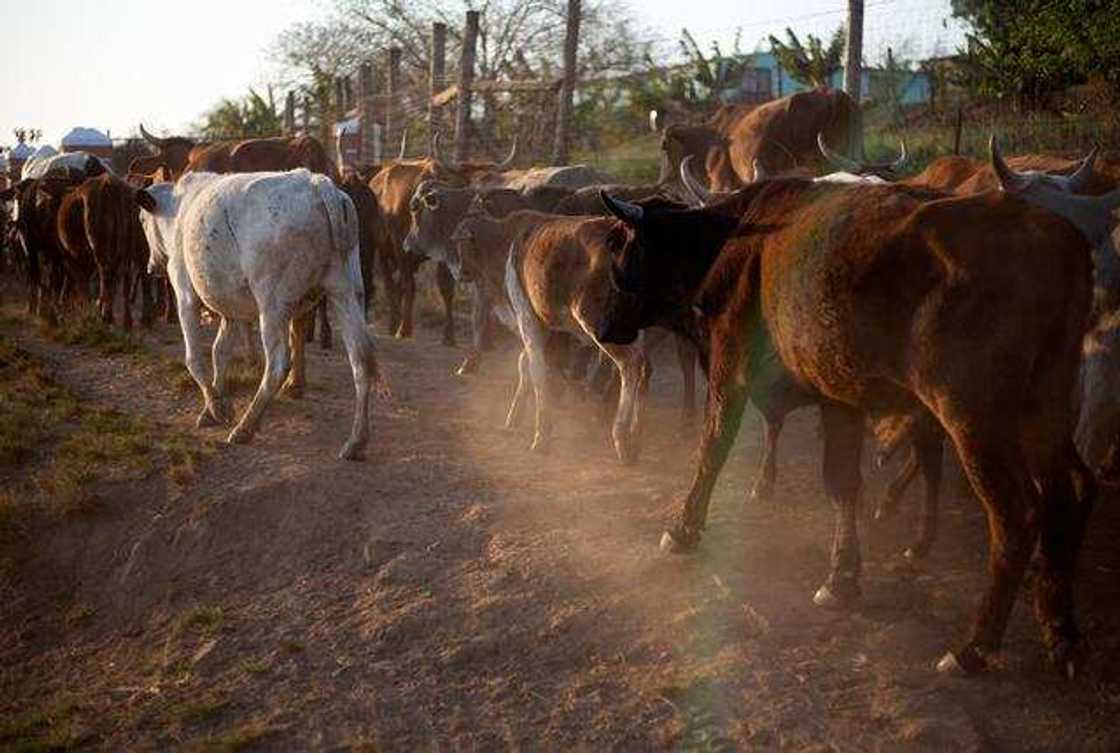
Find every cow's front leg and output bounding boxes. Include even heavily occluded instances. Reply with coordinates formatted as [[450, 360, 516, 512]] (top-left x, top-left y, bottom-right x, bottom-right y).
[[676, 335, 698, 426], [813, 403, 865, 608], [662, 335, 749, 553], [457, 283, 489, 376], [437, 262, 456, 346], [227, 314, 292, 445]]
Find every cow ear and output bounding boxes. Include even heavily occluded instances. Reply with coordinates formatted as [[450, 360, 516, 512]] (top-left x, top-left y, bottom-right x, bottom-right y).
[[135, 189, 158, 213], [600, 191, 644, 225]]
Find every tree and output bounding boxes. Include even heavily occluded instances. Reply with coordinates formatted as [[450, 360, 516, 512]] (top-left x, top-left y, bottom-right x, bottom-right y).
[[196, 87, 282, 139], [767, 26, 846, 90], [951, 0, 1120, 107]]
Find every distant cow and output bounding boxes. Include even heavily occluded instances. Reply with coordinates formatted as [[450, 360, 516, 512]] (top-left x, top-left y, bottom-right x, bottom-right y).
[[653, 89, 859, 193], [596, 154, 1120, 675], [136, 170, 389, 459], [21, 151, 108, 181]]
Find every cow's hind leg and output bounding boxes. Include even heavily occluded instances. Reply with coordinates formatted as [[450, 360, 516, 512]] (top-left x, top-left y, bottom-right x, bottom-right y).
[[283, 314, 308, 399], [676, 335, 697, 425], [316, 298, 332, 350], [326, 271, 382, 461], [227, 315, 292, 445], [599, 342, 650, 465], [813, 403, 865, 608], [457, 283, 489, 376], [875, 447, 919, 521], [437, 262, 457, 346], [172, 278, 224, 429], [903, 428, 944, 560], [206, 316, 237, 424], [749, 412, 782, 503], [395, 256, 418, 339], [505, 350, 530, 429]]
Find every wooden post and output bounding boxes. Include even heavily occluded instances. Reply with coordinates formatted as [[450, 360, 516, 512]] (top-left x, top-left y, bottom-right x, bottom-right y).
[[843, 0, 864, 160], [454, 10, 480, 164], [359, 62, 379, 165], [301, 94, 311, 134], [386, 47, 403, 160], [428, 22, 447, 156], [552, 0, 581, 165], [284, 91, 296, 135]]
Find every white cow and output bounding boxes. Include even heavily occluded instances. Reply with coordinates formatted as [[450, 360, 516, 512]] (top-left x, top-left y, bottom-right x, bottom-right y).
[[136, 169, 389, 459], [21, 149, 109, 179]]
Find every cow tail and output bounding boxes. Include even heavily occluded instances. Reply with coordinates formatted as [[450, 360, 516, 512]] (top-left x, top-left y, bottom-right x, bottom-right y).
[[504, 232, 531, 326]]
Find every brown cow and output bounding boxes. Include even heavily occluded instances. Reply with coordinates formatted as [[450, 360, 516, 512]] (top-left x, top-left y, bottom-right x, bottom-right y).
[[596, 165, 1120, 675], [654, 89, 859, 193], [455, 207, 651, 462]]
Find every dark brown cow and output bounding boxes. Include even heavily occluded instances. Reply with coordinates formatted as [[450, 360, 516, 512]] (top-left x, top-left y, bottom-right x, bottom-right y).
[[655, 89, 858, 193], [596, 165, 1120, 675], [58, 175, 154, 329]]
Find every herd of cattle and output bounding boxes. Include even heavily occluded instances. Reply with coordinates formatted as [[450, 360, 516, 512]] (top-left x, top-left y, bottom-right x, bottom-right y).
[[3, 87, 1120, 680]]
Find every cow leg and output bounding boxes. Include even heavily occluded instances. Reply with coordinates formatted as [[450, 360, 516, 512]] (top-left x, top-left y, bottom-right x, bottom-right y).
[[378, 243, 401, 335], [171, 276, 224, 429], [239, 320, 262, 371], [901, 428, 944, 560], [326, 268, 383, 461], [162, 278, 178, 325], [227, 315, 292, 446], [812, 403, 865, 608], [120, 257, 135, 331], [139, 271, 155, 328], [505, 350, 530, 430], [457, 283, 489, 376], [395, 257, 418, 339], [599, 342, 651, 465], [661, 340, 750, 553], [936, 425, 1038, 675], [97, 262, 116, 324], [875, 447, 919, 521], [748, 412, 782, 502], [515, 313, 553, 452], [317, 298, 332, 350], [437, 262, 456, 346], [676, 335, 698, 426], [1034, 439, 1095, 676], [207, 316, 237, 424], [283, 314, 308, 399]]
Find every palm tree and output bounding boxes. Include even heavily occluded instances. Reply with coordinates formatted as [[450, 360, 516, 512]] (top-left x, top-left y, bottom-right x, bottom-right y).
[[768, 27, 846, 90]]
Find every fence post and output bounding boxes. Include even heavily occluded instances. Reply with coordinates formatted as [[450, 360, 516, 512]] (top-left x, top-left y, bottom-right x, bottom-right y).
[[284, 91, 296, 135], [386, 47, 403, 159], [428, 22, 447, 156], [359, 62, 379, 165], [552, 0, 581, 165], [843, 0, 864, 160], [454, 10, 480, 164], [301, 94, 312, 135]]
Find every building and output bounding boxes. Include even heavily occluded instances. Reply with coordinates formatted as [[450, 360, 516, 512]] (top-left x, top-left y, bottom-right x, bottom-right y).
[[717, 51, 931, 107], [60, 127, 113, 158]]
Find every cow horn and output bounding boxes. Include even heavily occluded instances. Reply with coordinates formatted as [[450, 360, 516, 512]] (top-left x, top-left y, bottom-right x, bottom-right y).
[[496, 136, 518, 170], [890, 139, 908, 172], [1067, 146, 1099, 193], [399, 131, 408, 160], [649, 109, 663, 133], [139, 123, 169, 149], [817, 132, 861, 173], [752, 159, 769, 182], [990, 135, 1029, 193], [680, 155, 713, 207], [600, 190, 644, 224]]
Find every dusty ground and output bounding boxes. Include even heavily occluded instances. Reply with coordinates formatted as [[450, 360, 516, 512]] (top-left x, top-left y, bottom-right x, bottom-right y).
[[3, 302, 1120, 752]]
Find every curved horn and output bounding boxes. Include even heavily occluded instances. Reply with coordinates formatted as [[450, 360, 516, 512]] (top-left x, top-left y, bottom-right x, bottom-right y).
[[680, 155, 713, 207], [1066, 146, 1099, 193], [989, 135, 1029, 193], [139, 123, 169, 149], [752, 159, 769, 182], [889, 139, 908, 172], [495, 136, 518, 170], [817, 132, 862, 173], [398, 130, 408, 160], [649, 109, 663, 133], [600, 190, 644, 224]]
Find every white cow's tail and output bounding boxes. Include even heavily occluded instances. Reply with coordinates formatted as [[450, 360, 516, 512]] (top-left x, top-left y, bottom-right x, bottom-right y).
[[315, 176, 363, 306]]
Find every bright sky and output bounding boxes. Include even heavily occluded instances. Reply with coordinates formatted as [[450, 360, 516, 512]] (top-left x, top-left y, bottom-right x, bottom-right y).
[[0, 0, 965, 149]]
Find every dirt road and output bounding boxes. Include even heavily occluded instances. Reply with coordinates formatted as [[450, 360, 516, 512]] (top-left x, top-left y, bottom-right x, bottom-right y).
[[3, 310, 1120, 751]]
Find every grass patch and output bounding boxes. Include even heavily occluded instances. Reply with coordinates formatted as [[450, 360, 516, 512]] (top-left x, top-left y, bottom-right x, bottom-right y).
[[0, 703, 93, 753], [41, 307, 140, 356], [189, 721, 277, 752]]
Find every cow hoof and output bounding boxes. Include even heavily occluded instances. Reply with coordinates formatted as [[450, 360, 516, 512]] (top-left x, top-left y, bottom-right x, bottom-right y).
[[748, 483, 773, 503], [282, 383, 305, 400], [903, 540, 931, 561], [1050, 638, 1081, 680], [226, 426, 254, 445], [659, 527, 700, 554], [812, 581, 860, 609], [196, 407, 219, 428], [456, 358, 479, 377], [936, 646, 988, 676], [529, 438, 550, 454], [615, 439, 640, 465], [339, 442, 366, 461]]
